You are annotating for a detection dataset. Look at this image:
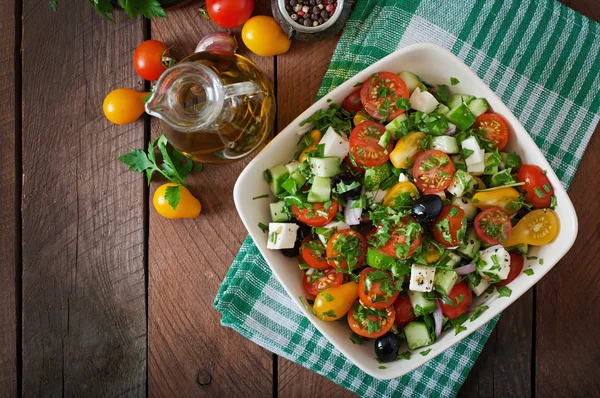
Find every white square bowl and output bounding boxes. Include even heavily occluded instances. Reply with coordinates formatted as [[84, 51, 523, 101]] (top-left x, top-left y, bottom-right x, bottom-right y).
[[233, 43, 578, 380]]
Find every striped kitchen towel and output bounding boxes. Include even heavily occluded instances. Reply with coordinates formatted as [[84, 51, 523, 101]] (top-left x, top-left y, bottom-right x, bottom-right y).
[[215, 0, 600, 396]]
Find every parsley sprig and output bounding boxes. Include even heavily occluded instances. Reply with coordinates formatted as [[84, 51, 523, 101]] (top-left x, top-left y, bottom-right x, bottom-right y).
[[88, 0, 167, 23]]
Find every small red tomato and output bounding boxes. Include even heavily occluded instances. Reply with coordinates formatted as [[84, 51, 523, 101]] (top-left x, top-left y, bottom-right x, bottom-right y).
[[393, 293, 416, 327], [342, 87, 363, 113], [133, 40, 170, 81], [517, 164, 554, 208], [440, 281, 472, 320], [206, 0, 254, 28], [497, 251, 524, 286]]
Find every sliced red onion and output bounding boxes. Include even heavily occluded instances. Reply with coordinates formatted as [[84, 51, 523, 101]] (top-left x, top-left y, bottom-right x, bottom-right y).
[[344, 199, 362, 225], [454, 263, 476, 275], [444, 123, 457, 136], [446, 245, 459, 250], [433, 301, 443, 338]]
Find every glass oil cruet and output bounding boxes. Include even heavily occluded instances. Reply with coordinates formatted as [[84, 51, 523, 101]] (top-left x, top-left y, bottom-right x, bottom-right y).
[[145, 51, 275, 164]]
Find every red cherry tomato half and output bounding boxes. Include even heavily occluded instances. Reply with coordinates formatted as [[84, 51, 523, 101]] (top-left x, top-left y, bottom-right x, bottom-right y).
[[292, 199, 339, 227], [205, 0, 254, 28], [440, 281, 472, 320], [412, 150, 455, 194], [347, 300, 395, 338], [344, 155, 366, 174], [474, 207, 512, 245], [497, 251, 524, 286], [133, 40, 170, 81], [349, 121, 392, 168], [517, 164, 554, 208], [473, 113, 510, 150], [326, 229, 367, 270], [376, 217, 423, 259], [360, 72, 409, 121], [357, 267, 400, 309], [302, 268, 344, 299], [342, 87, 364, 113], [300, 237, 329, 270], [433, 205, 467, 247], [393, 292, 416, 327]]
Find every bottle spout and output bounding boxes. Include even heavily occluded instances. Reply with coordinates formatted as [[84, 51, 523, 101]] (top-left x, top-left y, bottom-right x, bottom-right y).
[[144, 92, 169, 120]]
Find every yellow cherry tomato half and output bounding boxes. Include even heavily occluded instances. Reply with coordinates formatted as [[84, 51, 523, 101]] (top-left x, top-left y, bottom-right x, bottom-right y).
[[424, 241, 442, 264], [472, 187, 521, 214], [241, 16, 291, 57], [103, 88, 147, 125], [353, 109, 370, 126], [504, 208, 559, 247], [472, 176, 486, 190], [313, 281, 359, 321], [382, 181, 420, 208], [153, 183, 201, 219], [390, 132, 427, 169], [299, 129, 323, 162]]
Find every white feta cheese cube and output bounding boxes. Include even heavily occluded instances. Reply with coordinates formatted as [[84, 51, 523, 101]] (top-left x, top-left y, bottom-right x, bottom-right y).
[[267, 223, 299, 250], [478, 245, 511, 281], [469, 276, 491, 296], [461, 137, 484, 165], [467, 156, 485, 175], [398, 173, 409, 182], [410, 88, 439, 113], [409, 264, 436, 292], [446, 169, 475, 198], [365, 188, 388, 205], [319, 126, 349, 159]]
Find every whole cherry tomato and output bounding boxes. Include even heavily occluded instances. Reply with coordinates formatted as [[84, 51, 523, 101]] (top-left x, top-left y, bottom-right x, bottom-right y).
[[153, 183, 201, 219], [133, 40, 171, 81], [206, 0, 254, 28], [242, 16, 291, 56], [103, 88, 147, 125]]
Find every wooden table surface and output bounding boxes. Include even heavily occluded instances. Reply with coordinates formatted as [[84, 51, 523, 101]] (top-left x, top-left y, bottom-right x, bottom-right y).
[[1, 0, 598, 396]]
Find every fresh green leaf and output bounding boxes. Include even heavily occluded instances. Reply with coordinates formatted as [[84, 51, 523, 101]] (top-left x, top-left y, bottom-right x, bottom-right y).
[[258, 222, 269, 233], [450, 77, 460, 86], [496, 286, 512, 298], [252, 194, 269, 200], [378, 365, 387, 369], [164, 184, 182, 210], [117, 0, 167, 19], [539, 258, 544, 265], [420, 349, 432, 356], [119, 149, 155, 173], [299, 296, 309, 310], [469, 305, 488, 322], [397, 351, 412, 360], [49, 1, 58, 10], [88, 0, 115, 22], [323, 293, 334, 302], [350, 333, 363, 345], [524, 268, 534, 276]]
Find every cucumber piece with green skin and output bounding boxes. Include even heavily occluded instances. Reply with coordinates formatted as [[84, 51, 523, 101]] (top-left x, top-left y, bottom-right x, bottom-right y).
[[434, 269, 458, 296], [407, 290, 437, 316], [457, 227, 482, 258], [285, 161, 300, 174], [364, 162, 392, 191], [515, 243, 529, 255], [309, 156, 341, 177], [264, 165, 289, 195], [500, 152, 522, 169], [446, 251, 463, 267], [366, 247, 396, 270], [270, 201, 290, 222], [436, 103, 450, 115], [398, 71, 422, 94], [451, 155, 467, 171], [447, 103, 477, 131], [431, 136, 459, 154], [484, 152, 501, 175], [404, 321, 435, 350], [307, 176, 331, 203], [489, 169, 515, 187], [281, 170, 307, 194], [447, 169, 475, 197], [451, 196, 478, 221], [447, 94, 475, 110], [385, 114, 408, 140], [467, 98, 489, 117]]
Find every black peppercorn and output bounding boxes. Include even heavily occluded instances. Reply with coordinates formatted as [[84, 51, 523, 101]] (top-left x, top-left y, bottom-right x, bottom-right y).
[[297, 17, 304, 24], [312, 6, 320, 13], [311, 13, 318, 20], [309, 0, 316, 5], [320, 10, 329, 19], [318, 17, 324, 23], [303, 18, 311, 26], [290, 0, 298, 6]]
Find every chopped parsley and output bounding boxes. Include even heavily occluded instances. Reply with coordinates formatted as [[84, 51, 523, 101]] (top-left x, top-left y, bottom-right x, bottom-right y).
[[456, 294, 465, 304], [543, 183, 552, 193], [350, 333, 363, 345], [397, 351, 412, 360], [299, 296, 309, 310], [459, 148, 474, 160], [450, 77, 460, 85], [534, 187, 546, 198], [526, 255, 538, 260], [539, 258, 544, 265], [395, 97, 411, 111], [258, 222, 269, 233], [496, 286, 512, 298], [524, 269, 535, 276], [379, 365, 387, 369], [321, 309, 337, 320], [469, 305, 488, 322], [252, 194, 269, 200], [439, 293, 457, 307], [420, 349, 432, 356], [322, 293, 334, 302]]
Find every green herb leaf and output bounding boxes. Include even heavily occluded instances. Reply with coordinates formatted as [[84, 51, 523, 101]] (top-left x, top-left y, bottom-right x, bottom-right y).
[[49, 1, 58, 10], [420, 349, 432, 356], [119, 149, 155, 173], [534, 187, 546, 198], [496, 286, 512, 298], [164, 184, 182, 210], [539, 258, 544, 265], [524, 268, 534, 276], [117, 0, 167, 20], [299, 296, 309, 310], [397, 351, 412, 360], [378, 365, 387, 369], [258, 223, 269, 233], [450, 77, 460, 85], [439, 293, 457, 307], [456, 294, 465, 304], [469, 305, 488, 322], [252, 194, 269, 200], [350, 333, 363, 345], [323, 293, 334, 302], [88, 0, 116, 22]]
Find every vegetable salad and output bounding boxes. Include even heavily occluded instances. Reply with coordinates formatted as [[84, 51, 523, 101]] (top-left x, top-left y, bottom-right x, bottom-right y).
[[260, 70, 559, 363]]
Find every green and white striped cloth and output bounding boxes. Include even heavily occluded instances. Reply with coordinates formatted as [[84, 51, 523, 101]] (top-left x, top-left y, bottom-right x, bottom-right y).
[[214, 0, 600, 396]]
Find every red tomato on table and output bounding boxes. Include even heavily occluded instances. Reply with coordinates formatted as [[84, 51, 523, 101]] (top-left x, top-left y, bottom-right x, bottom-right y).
[[133, 40, 170, 81]]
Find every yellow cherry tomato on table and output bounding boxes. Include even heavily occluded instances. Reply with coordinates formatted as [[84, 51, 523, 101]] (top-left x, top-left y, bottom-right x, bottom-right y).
[[241, 16, 291, 56], [312, 281, 359, 321], [153, 183, 201, 219], [103, 88, 147, 125], [503, 208, 559, 247]]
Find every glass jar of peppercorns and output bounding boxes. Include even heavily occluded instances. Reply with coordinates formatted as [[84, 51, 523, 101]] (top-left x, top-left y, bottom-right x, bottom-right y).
[[271, 0, 355, 41]]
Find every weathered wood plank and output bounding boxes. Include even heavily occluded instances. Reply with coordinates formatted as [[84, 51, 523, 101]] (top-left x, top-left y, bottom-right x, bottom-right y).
[[21, 3, 146, 396], [275, 33, 356, 398], [0, 0, 17, 394], [148, 1, 275, 396]]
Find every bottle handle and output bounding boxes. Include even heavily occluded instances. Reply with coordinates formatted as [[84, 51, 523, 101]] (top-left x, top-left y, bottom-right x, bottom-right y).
[[222, 81, 262, 99]]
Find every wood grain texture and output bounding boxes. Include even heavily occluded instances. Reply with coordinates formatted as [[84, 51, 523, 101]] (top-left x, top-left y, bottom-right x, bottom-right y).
[[21, 3, 146, 396], [276, 33, 357, 398], [0, 0, 16, 394], [535, 126, 600, 397], [147, 2, 274, 396]]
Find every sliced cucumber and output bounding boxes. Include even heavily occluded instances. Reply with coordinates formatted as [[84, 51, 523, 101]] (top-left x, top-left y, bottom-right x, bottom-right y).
[[431, 136, 459, 154], [264, 164, 289, 195], [434, 269, 458, 296], [489, 169, 515, 187], [364, 162, 392, 191], [514, 243, 529, 255], [407, 290, 437, 316], [451, 196, 478, 221], [309, 156, 341, 177], [285, 161, 300, 174], [436, 103, 450, 115], [447, 103, 477, 131], [457, 227, 482, 258], [398, 71, 421, 94], [446, 251, 463, 267], [404, 321, 435, 350], [307, 176, 331, 203], [281, 170, 307, 194], [447, 93, 475, 110], [366, 247, 396, 271], [447, 169, 475, 197], [385, 114, 408, 140], [451, 155, 467, 172], [467, 98, 489, 117], [270, 201, 290, 222], [483, 152, 501, 175]]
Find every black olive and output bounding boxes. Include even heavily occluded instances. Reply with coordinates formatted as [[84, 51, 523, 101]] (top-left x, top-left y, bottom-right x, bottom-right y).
[[280, 223, 303, 257], [330, 173, 361, 200], [412, 194, 443, 223], [375, 332, 400, 363]]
